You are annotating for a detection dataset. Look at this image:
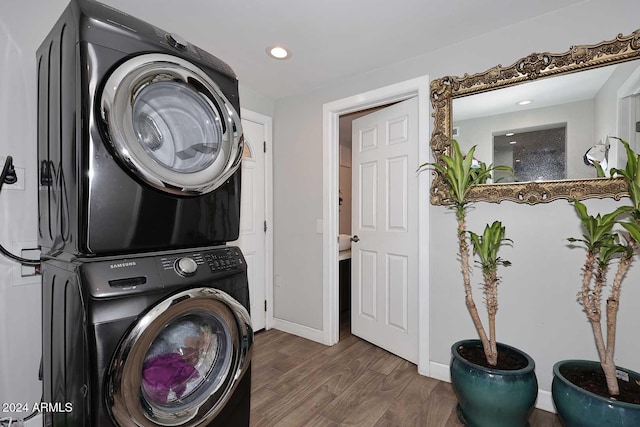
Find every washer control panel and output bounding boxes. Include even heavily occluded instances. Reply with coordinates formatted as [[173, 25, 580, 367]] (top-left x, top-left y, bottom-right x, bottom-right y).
[[158, 246, 245, 278], [83, 246, 246, 298], [174, 257, 198, 276], [203, 247, 244, 273], [160, 252, 205, 275]]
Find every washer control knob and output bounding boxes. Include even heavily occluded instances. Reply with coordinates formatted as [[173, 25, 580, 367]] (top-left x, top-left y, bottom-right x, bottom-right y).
[[166, 33, 188, 51], [175, 257, 198, 276]]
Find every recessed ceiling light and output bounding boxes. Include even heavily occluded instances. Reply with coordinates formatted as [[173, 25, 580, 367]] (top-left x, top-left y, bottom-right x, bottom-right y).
[[266, 45, 291, 60], [517, 100, 532, 106], [505, 132, 515, 137], [515, 159, 521, 163], [509, 141, 517, 145]]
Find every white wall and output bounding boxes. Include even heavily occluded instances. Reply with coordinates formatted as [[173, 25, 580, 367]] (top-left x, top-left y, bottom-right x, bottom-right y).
[[0, 2, 65, 415], [271, 0, 640, 398], [0, 1, 275, 417], [454, 100, 596, 180], [239, 84, 274, 118]]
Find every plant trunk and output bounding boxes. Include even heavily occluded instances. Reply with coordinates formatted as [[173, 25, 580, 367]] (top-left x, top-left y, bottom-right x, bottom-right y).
[[603, 295, 620, 396], [589, 319, 607, 366], [484, 270, 499, 366], [579, 252, 598, 323], [581, 252, 608, 365], [601, 253, 632, 396], [457, 212, 495, 366], [590, 262, 607, 363], [601, 357, 619, 397]]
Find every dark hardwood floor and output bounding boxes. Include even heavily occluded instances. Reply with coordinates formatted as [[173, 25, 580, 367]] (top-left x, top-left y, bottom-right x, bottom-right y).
[[249, 325, 562, 426]]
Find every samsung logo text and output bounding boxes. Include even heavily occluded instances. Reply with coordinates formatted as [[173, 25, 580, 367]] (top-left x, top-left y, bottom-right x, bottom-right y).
[[110, 261, 137, 269]]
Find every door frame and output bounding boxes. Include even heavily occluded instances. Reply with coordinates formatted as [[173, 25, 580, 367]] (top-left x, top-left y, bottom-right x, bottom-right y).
[[617, 67, 640, 150], [240, 108, 274, 330], [321, 76, 431, 375]]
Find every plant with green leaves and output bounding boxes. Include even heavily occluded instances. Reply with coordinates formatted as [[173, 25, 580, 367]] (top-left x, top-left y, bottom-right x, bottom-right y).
[[420, 139, 512, 366], [568, 141, 640, 395], [421, 139, 509, 220], [610, 137, 640, 217], [468, 221, 512, 365]]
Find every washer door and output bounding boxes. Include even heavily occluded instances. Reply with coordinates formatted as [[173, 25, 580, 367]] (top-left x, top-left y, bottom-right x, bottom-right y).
[[100, 54, 243, 195], [107, 288, 252, 427]]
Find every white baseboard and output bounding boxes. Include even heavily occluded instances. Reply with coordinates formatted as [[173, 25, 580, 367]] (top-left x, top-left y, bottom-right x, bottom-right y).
[[271, 317, 325, 344], [535, 389, 555, 413], [428, 361, 556, 414], [429, 361, 451, 382]]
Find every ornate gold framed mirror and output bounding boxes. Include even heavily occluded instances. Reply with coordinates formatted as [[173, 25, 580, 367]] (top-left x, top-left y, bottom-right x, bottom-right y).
[[430, 29, 640, 205]]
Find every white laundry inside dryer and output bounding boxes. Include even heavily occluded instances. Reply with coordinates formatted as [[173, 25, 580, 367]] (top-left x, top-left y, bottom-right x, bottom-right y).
[[132, 81, 222, 173]]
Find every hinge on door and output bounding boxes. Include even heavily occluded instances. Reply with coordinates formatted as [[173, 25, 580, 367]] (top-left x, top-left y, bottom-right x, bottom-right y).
[[264, 300, 267, 312], [263, 140, 267, 153], [264, 221, 267, 233]]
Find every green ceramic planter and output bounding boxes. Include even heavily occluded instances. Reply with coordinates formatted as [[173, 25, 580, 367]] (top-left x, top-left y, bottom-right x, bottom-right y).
[[450, 340, 538, 427], [552, 360, 640, 427]]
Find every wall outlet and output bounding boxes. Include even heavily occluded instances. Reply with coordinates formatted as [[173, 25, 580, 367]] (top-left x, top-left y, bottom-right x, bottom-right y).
[[21, 248, 41, 277], [12, 242, 40, 286]]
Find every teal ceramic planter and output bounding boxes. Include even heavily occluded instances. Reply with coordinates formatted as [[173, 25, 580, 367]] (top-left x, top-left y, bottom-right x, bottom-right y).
[[450, 340, 538, 427], [552, 360, 640, 427]]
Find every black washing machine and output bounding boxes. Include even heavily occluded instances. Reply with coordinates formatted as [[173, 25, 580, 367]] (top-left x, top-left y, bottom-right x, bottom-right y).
[[37, 0, 244, 257], [41, 246, 253, 426]]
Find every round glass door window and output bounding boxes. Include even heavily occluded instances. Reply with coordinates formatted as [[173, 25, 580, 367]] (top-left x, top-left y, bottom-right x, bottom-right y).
[[101, 54, 243, 195], [141, 311, 232, 412], [106, 288, 252, 427], [132, 81, 222, 174]]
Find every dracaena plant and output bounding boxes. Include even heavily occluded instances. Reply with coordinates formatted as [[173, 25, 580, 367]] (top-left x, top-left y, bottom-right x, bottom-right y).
[[568, 137, 640, 396], [610, 137, 640, 218], [468, 221, 512, 365], [420, 139, 512, 366]]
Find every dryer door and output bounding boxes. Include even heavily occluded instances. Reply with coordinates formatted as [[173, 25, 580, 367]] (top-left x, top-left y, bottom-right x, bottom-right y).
[[107, 287, 252, 427], [100, 54, 243, 195]]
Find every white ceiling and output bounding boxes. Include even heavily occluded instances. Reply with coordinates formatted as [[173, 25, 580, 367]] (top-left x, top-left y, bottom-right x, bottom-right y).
[[5, 0, 588, 100], [100, 0, 588, 99]]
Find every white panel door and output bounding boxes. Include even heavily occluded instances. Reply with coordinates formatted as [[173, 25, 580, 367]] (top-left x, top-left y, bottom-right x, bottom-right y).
[[351, 97, 418, 363], [231, 118, 266, 331]]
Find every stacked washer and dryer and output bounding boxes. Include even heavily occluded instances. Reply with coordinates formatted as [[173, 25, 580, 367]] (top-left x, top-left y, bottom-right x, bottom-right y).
[[37, 1, 253, 426]]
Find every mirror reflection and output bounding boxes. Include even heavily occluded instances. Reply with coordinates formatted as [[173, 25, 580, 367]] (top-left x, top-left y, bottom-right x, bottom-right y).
[[493, 125, 566, 182], [452, 60, 640, 183]]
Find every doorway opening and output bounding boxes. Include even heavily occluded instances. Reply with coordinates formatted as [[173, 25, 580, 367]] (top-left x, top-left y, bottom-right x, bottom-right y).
[[337, 105, 394, 338], [322, 75, 431, 374]]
